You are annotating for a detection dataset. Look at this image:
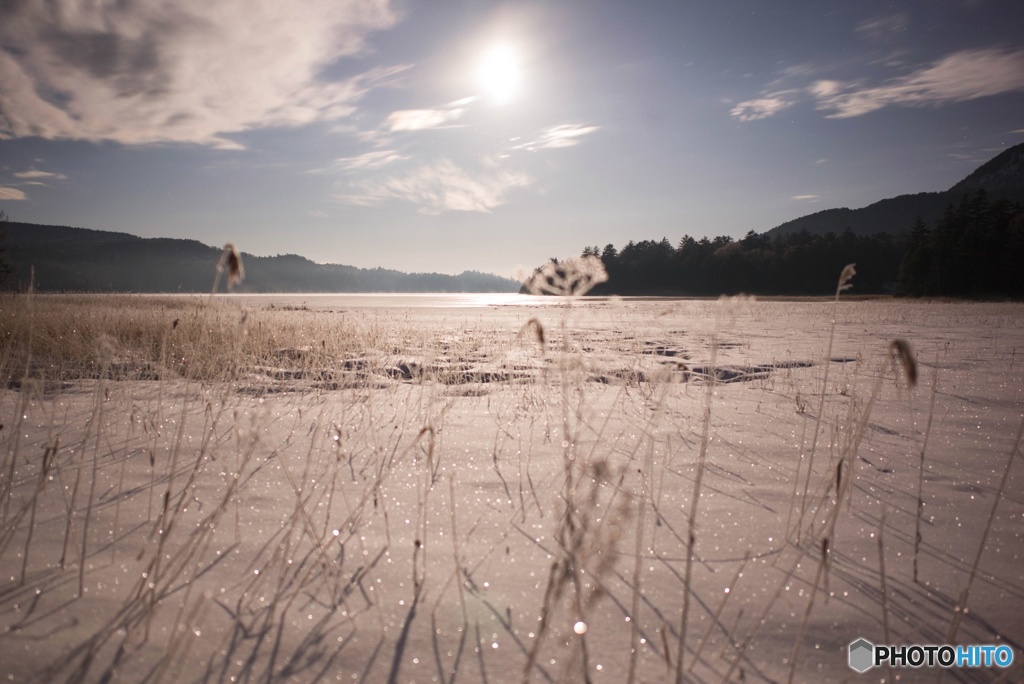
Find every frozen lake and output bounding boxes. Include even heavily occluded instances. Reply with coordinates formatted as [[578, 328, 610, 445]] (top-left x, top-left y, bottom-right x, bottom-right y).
[[1, 295, 1022, 682], [219, 292, 737, 309]]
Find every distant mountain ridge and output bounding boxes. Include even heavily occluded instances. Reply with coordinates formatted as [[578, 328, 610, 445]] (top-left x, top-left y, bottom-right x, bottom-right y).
[[767, 142, 1024, 237], [1, 222, 521, 293]]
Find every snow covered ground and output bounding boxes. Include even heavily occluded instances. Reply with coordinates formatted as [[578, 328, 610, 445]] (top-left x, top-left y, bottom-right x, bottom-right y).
[[1, 297, 1022, 683]]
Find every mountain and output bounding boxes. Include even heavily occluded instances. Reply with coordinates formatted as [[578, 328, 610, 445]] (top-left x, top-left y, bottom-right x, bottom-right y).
[[766, 142, 1024, 238], [948, 143, 1024, 199], [0, 222, 520, 293]]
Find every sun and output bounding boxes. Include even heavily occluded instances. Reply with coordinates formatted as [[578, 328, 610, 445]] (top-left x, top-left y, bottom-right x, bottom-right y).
[[476, 44, 521, 104]]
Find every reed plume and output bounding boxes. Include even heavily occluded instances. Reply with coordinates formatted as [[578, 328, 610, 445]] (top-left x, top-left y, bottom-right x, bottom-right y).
[[211, 243, 245, 294], [889, 338, 918, 388]]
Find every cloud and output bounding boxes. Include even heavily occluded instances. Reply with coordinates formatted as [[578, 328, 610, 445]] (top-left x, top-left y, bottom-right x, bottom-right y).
[[513, 123, 600, 151], [535, 124, 599, 149], [815, 48, 1024, 118], [730, 90, 801, 122], [307, 210, 329, 219], [0, 0, 402, 148], [0, 188, 27, 200], [335, 159, 530, 214], [854, 12, 910, 43], [387, 109, 462, 132], [386, 98, 476, 132], [334, 150, 407, 171], [733, 48, 1024, 122], [791, 194, 819, 201], [15, 169, 67, 180]]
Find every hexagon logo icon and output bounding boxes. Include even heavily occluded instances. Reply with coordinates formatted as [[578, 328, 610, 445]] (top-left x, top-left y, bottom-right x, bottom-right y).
[[849, 638, 874, 673]]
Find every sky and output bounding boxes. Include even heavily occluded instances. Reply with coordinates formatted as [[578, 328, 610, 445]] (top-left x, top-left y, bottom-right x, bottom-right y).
[[1, 0, 1023, 278]]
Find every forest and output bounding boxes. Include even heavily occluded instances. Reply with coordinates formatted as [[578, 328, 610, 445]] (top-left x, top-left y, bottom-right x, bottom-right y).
[[0, 219, 520, 293], [577, 191, 1022, 298], [3, 190, 1022, 297]]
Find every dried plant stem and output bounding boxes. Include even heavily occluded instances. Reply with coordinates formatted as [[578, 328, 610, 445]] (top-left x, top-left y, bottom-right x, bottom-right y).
[[1, 388, 32, 526], [2, 273, 34, 525], [60, 454, 83, 570], [448, 473, 469, 629], [79, 376, 108, 598], [414, 426, 436, 593], [786, 548, 826, 684], [945, 414, 1024, 644], [675, 329, 717, 684], [627, 449, 649, 684], [152, 594, 208, 684], [722, 554, 801, 683], [914, 361, 939, 583], [20, 438, 58, 584], [690, 551, 749, 672], [811, 371, 883, 545], [878, 507, 894, 684], [275, 440, 347, 603], [782, 417, 809, 549], [793, 278, 847, 543], [111, 437, 128, 565]]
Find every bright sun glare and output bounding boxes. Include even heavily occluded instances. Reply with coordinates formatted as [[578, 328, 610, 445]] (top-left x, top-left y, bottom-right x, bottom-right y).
[[477, 44, 521, 104]]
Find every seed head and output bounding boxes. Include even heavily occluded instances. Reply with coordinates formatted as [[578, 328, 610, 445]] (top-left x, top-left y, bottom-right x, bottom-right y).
[[837, 263, 856, 293], [218, 243, 245, 289], [888, 338, 917, 387]]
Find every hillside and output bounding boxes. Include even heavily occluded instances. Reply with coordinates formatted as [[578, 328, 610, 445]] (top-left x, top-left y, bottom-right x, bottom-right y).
[[0, 222, 520, 293], [767, 142, 1024, 237]]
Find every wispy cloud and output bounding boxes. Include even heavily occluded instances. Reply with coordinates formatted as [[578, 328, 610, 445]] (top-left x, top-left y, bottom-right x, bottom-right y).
[[854, 11, 910, 43], [730, 90, 801, 122], [0, 0, 402, 148], [335, 158, 530, 214], [0, 188, 27, 200], [386, 98, 477, 132], [732, 48, 1024, 122], [307, 210, 329, 219], [791, 194, 820, 201], [334, 150, 408, 171], [815, 48, 1024, 117], [14, 169, 67, 180], [512, 123, 600, 151]]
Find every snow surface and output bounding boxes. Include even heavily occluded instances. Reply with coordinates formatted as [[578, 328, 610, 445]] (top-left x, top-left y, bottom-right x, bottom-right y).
[[1, 298, 1022, 683]]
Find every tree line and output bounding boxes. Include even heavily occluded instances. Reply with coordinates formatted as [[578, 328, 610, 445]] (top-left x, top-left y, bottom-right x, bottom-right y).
[[899, 191, 1024, 297], [574, 191, 1021, 298], [0, 220, 520, 293]]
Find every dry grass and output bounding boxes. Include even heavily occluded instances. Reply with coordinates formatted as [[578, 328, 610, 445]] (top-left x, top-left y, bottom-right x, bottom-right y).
[[0, 294, 427, 387], [0, 284, 1022, 683]]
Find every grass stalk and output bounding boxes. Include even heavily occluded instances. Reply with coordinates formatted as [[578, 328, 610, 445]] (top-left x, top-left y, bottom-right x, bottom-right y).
[[793, 264, 855, 542], [689, 551, 749, 672], [20, 438, 58, 584], [79, 369, 109, 598], [878, 507, 894, 684], [626, 446, 649, 684], [675, 316, 719, 684], [722, 554, 801, 683], [914, 360, 939, 583], [785, 546, 826, 684], [945, 414, 1024, 644], [449, 473, 469, 629]]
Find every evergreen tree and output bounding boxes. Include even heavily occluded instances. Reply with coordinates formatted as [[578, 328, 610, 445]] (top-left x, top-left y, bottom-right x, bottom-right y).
[[897, 217, 934, 295], [0, 210, 12, 288]]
